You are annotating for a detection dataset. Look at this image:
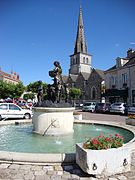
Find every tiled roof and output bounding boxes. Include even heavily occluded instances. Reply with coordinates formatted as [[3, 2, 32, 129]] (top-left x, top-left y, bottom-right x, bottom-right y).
[[95, 69, 105, 79], [124, 54, 135, 66], [105, 65, 117, 72], [0, 70, 20, 82]]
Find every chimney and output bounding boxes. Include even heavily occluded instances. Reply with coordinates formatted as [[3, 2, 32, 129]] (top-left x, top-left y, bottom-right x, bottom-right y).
[[127, 48, 135, 58]]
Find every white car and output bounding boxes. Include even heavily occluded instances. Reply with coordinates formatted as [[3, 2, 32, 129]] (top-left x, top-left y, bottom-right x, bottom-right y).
[[0, 103, 33, 120], [110, 102, 128, 115], [128, 104, 135, 115]]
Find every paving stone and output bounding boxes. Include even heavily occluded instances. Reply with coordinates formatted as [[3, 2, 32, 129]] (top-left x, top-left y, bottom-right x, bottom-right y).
[[54, 165, 63, 171], [50, 175, 62, 179], [108, 178, 118, 180], [0, 163, 10, 169], [24, 173, 35, 180], [56, 171, 63, 175], [31, 165, 43, 171], [34, 170, 46, 176], [35, 175, 51, 180], [117, 175, 127, 180], [47, 170, 55, 175], [43, 165, 54, 171], [61, 173, 71, 178], [20, 164, 32, 170], [12, 174, 25, 179]]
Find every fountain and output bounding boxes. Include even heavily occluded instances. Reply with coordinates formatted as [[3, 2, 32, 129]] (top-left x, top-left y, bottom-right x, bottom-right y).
[[0, 61, 135, 166], [32, 61, 75, 135]]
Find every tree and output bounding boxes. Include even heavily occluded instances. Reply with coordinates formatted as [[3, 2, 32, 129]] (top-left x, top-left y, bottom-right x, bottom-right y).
[[70, 88, 81, 100], [23, 93, 35, 101], [0, 81, 25, 99], [26, 81, 48, 94]]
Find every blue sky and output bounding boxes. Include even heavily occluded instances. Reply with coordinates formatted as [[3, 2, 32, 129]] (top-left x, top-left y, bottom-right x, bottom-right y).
[[0, 0, 135, 85]]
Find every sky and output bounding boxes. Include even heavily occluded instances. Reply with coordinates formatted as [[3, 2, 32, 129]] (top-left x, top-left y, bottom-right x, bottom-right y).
[[0, 0, 135, 86]]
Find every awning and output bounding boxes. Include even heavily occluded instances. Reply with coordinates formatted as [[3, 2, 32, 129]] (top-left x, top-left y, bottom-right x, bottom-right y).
[[102, 89, 128, 97]]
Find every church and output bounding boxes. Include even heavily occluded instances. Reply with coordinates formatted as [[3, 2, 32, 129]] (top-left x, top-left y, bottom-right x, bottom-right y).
[[63, 7, 105, 103]]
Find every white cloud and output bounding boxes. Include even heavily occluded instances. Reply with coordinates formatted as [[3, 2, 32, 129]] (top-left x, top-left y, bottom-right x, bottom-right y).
[[130, 42, 135, 45]]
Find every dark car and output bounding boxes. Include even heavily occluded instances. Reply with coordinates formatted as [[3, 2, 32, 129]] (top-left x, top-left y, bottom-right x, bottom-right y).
[[95, 102, 111, 113]]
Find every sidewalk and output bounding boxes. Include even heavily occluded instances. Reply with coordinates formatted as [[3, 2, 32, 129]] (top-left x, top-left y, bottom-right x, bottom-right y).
[[0, 151, 135, 180]]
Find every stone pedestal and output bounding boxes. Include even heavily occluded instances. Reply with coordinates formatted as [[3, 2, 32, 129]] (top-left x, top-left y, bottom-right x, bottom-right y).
[[32, 107, 75, 135]]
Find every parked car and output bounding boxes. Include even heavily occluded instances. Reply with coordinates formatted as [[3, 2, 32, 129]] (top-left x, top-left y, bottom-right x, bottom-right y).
[[95, 102, 111, 113], [75, 103, 83, 109], [110, 102, 128, 115], [82, 102, 96, 112], [128, 104, 135, 115], [0, 103, 33, 120]]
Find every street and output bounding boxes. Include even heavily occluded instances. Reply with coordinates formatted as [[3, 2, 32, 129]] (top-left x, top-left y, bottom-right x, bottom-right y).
[[79, 110, 127, 124]]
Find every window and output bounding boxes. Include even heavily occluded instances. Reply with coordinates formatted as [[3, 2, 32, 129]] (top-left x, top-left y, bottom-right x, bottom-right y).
[[83, 57, 85, 64], [111, 76, 116, 85], [122, 73, 127, 84], [84, 80, 87, 88], [91, 87, 96, 100], [9, 104, 20, 111], [86, 58, 89, 64], [0, 104, 8, 110]]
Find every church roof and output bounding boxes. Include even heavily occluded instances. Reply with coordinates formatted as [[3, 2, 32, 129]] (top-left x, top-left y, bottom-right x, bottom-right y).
[[74, 6, 87, 54], [80, 72, 90, 80], [69, 74, 78, 82], [95, 69, 105, 79]]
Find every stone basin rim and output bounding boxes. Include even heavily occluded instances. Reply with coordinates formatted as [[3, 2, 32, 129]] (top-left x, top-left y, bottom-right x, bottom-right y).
[[32, 107, 75, 112], [0, 119, 135, 165]]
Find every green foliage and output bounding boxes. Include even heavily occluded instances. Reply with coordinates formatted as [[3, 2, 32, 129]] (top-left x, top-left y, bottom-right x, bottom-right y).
[[26, 81, 48, 94], [0, 81, 25, 99], [23, 93, 35, 101], [70, 88, 81, 99]]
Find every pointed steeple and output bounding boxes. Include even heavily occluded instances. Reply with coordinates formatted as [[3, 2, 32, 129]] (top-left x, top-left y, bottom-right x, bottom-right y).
[[74, 6, 87, 54]]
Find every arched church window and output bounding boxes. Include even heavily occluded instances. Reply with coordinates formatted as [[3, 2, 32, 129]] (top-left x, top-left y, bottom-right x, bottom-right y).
[[91, 87, 96, 100], [71, 59, 73, 65], [83, 57, 85, 64], [73, 58, 75, 64], [86, 58, 89, 64]]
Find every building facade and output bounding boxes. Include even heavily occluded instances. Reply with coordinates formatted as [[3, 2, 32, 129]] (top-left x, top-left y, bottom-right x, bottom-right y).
[[0, 68, 20, 85], [104, 48, 135, 105]]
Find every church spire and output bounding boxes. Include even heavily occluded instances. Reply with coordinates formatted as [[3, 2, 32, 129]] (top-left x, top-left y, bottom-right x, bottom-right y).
[[74, 6, 87, 54]]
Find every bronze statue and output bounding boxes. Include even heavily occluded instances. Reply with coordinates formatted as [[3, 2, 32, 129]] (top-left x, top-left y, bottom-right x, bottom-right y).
[[36, 61, 70, 106], [49, 61, 62, 103], [37, 80, 43, 104]]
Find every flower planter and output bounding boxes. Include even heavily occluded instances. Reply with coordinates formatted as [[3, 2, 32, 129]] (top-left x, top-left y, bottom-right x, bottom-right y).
[[126, 118, 135, 126], [74, 114, 82, 120], [76, 143, 131, 176]]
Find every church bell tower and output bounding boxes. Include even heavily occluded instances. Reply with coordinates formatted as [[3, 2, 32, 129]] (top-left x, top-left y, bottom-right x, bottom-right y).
[[69, 6, 92, 75]]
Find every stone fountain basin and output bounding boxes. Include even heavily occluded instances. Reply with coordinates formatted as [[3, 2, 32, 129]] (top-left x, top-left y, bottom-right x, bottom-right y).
[[0, 120, 135, 165]]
